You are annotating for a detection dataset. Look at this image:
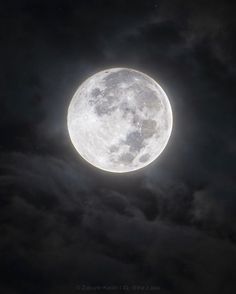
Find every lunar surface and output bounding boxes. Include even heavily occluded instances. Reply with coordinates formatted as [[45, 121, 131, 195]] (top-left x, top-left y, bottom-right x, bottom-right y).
[[67, 68, 173, 173]]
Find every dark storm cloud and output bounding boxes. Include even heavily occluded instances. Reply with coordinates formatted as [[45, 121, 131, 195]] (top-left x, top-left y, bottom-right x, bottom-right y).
[[1, 153, 236, 294]]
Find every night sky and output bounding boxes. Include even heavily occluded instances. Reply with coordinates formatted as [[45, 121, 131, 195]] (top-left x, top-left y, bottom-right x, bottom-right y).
[[1, 1, 236, 293]]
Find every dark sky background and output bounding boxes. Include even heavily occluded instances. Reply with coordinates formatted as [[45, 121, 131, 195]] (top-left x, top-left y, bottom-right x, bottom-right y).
[[1, 0, 236, 293]]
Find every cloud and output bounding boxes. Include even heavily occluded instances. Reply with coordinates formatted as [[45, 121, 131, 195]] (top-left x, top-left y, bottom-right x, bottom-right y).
[[1, 152, 236, 293]]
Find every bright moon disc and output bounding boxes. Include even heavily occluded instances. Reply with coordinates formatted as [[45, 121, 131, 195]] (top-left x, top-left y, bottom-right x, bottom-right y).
[[67, 68, 173, 173]]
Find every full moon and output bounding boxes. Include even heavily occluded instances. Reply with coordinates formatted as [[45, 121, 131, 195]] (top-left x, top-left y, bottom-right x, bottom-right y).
[[67, 68, 173, 173]]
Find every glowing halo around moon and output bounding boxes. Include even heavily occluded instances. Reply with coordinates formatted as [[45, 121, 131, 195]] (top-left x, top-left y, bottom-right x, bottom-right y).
[[67, 68, 173, 173]]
